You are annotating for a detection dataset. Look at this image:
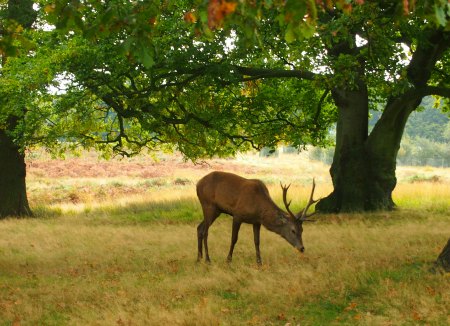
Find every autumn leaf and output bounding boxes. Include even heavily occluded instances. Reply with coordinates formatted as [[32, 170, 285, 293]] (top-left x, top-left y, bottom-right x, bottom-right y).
[[403, 0, 410, 15], [425, 286, 436, 296], [207, 0, 238, 29], [344, 302, 357, 311], [184, 12, 197, 23]]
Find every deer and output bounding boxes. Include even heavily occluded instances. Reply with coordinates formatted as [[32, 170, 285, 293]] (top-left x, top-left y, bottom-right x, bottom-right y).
[[196, 171, 318, 265]]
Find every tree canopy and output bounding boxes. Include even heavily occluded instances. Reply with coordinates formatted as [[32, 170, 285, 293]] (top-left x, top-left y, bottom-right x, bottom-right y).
[[2, 1, 450, 158], [1, 0, 450, 215]]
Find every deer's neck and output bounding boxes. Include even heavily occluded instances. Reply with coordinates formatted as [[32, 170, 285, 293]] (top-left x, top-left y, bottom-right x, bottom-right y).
[[261, 208, 286, 235]]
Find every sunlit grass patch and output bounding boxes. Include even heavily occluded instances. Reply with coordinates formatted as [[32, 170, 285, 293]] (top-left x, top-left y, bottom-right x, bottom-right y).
[[394, 182, 450, 214]]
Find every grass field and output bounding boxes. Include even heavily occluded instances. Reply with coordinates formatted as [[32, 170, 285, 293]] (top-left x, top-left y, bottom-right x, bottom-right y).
[[1, 152, 449, 325]]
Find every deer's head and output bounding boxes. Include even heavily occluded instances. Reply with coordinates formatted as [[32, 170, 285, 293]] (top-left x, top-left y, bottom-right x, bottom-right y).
[[279, 179, 318, 253]]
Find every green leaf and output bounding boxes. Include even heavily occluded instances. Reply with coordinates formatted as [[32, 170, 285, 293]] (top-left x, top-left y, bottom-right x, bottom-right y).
[[285, 24, 296, 43], [434, 5, 447, 26], [140, 50, 154, 68], [299, 23, 316, 39]]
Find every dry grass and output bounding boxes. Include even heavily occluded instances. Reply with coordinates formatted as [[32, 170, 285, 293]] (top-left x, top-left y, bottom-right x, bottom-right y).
[[1, 152, 449, 325], [1, 215, 448, 325]]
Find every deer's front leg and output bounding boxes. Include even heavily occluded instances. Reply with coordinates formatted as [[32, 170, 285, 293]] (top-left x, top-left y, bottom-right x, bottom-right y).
[[253, 223, 262, 265], [227, 219, 241, 263]]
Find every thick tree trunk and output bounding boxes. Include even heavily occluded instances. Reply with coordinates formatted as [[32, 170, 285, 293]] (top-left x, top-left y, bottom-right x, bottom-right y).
[[318, 86, 369, 212], [313, 19, 448, 213], [435, 238, 450, 273], [316, 87, 419, 213], [0, 0, 36, 218], [0, 130, 32, 218]]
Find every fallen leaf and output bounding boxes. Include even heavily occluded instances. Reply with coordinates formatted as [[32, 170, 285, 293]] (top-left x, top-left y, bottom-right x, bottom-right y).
[[426, 286, 436, 296], [344, 302, 357, 311], [412, 310, 422, 321]]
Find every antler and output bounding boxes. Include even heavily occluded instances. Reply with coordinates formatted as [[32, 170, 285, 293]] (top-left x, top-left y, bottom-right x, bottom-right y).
[[280, 182, 297, 220], [298, 178, 318, 222]]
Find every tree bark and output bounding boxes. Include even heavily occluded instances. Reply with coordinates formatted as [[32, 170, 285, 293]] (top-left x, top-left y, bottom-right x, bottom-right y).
[[316, 85, 369, 212], [0, 0, 36, 218], [434, 238, 450, 273], [0, 130, 32, 218], [315, 87, 419, 213]]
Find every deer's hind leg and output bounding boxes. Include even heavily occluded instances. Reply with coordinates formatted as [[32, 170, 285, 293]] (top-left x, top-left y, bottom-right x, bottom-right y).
[[197, 204, 220, 263]]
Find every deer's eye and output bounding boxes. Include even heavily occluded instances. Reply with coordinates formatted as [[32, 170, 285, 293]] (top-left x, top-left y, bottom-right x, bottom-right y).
[[291, 229, 296, 234]]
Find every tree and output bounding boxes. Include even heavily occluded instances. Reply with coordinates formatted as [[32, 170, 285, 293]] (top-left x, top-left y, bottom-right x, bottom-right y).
[[48, 0, 450, 212], [0, 0, 163, 217], [0, 0, 36, 217]]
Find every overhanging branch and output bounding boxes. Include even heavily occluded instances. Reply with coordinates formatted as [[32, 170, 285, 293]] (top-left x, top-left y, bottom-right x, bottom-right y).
[[424, 86, 450, 98], [233, 66, 320, 81]]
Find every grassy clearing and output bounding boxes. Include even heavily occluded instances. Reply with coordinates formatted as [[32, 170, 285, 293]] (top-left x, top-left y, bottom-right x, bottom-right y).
[[1, 153, 450, 325]]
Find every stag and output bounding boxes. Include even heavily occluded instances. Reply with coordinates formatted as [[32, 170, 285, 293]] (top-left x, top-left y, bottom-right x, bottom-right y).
[[196, 171, 318, 264]]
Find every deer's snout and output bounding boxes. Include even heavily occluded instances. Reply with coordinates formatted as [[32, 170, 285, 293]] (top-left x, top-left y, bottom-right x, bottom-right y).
[[296, 245, 305, 253]]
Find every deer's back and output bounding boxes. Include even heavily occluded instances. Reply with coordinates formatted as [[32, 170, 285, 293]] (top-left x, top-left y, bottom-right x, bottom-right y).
[[196, 171, 275, 218]]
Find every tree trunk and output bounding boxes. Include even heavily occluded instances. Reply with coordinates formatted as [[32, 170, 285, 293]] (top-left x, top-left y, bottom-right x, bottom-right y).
[[316, 85, 375, 212], [435, 238, 450, 273], [315, 88, 419, 213], [0, 0, 36, 218], [0, 130, 32, 218]]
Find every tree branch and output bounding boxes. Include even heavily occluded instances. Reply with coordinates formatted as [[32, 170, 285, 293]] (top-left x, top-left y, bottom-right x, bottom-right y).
[[424, 86, 450, 98], [233, 66, 320, 81], [314, 89, 330, 126], [407, 29, 450, 87]]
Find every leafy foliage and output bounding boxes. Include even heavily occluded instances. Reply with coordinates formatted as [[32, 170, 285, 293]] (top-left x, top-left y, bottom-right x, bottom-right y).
[[1, 0, 450, 162], [12, 0, 335, 159]]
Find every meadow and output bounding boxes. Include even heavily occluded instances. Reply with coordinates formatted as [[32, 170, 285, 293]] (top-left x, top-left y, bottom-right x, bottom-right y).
[[0, 152, 449, 325]]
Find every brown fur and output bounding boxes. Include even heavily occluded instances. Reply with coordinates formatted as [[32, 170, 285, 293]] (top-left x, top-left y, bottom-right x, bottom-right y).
[[196, 171, 306, 264]]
